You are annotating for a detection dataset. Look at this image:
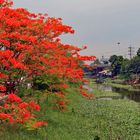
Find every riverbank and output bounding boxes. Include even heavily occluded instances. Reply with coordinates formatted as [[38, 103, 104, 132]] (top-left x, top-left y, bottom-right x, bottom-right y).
[[1, 85, 140, 140], [104, 78, 140, 92]]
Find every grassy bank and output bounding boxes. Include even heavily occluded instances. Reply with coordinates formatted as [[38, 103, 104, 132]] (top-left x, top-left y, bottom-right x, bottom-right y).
[[46, 86, 140, 140], [0, 85, 140, 140]]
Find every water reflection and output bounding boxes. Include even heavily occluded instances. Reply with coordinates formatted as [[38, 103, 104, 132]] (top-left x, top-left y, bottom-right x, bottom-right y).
[[97, 84, 140, 102]]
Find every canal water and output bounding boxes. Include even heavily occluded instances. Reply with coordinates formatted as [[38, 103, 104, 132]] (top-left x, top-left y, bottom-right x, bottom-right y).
[[96, 84, 140, 103]]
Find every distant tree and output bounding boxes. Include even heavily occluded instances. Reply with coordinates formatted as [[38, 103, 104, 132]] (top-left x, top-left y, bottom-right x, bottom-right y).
[[94, 59, 100, 65], [137, 48, 140, 57], [121, 58, 129, 73], [126, 48, 140, 75], [109, 55, 118, 66], [127, 56, 140, 74], [109, 48, 140, 81], [109, 55, 124, 76]]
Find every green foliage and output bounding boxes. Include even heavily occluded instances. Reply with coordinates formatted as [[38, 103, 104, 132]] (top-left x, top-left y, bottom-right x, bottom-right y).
[[109, 55, 124, 66], [33, 75, 62, 91], [137, 48, 140, 57], [127, 56, 140, 74], [109, 55, 124, 76]]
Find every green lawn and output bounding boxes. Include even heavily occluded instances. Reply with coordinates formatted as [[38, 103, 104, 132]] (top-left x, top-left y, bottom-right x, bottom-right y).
[[0, 85, 140, 140]]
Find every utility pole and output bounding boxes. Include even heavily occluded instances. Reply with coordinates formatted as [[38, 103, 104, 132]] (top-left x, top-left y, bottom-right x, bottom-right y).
[[128, 45, 134, 59]]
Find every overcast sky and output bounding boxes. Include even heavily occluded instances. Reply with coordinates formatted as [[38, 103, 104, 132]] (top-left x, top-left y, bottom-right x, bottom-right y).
[[13, 0, 140, 59]]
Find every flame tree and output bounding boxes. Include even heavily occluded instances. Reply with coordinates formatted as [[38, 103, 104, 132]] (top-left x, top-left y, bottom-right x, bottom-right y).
[[0, 0, 96, 127]]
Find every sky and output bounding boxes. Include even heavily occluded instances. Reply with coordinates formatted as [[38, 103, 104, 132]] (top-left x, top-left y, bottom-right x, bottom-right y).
[[13, 0, 140, 59]]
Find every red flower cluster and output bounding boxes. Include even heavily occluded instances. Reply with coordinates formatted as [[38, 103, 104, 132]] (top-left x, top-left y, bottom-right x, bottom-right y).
[[33, 121, 48, 128], [0, 94, 48, 128], [0, 0, 96, 91], [8, 93, 22, 103], [0, 0, 13, 7], [0, 85, 6, 91]]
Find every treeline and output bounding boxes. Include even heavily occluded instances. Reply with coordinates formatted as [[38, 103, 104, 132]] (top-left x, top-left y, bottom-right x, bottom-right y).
[[109, 48, 140, 82]]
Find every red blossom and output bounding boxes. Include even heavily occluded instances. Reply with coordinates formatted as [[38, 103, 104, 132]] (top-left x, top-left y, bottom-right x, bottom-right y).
[[18, 102, 29, 109], [0, 113, 14, 123], [58, 100, 65, 105], [33, 121, 48, 128], [0, 85, 6, 91], [8, 94, 22, 103], [29, 101, 40, 111]]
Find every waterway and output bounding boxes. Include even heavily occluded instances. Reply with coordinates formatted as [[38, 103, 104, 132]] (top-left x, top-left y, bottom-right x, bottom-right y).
[[96, 84, 140, 102]]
